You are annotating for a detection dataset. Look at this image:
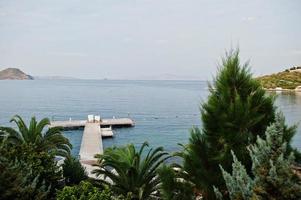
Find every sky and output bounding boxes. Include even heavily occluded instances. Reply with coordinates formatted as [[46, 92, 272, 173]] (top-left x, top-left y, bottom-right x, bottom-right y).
[[0, 0, 300, 80]]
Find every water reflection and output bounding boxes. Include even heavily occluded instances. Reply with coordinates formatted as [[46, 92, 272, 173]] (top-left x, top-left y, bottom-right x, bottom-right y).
[[273, 92, 301, 149]]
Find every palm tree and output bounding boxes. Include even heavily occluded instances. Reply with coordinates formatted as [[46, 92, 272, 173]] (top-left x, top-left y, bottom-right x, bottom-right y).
[[0, 115, 72, 157], [62, 155, 88, 185], [158, 165, 195, 200], [92, 142, 170, 200]]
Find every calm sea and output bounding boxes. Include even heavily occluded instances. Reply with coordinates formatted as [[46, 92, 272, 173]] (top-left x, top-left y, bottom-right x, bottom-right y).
[[0, 80, 300, 156]]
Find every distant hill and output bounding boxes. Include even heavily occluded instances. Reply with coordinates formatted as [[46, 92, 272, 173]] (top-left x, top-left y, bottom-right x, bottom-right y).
[[34, 76, 79, 80], [0, 68, 33, 80], [257, 66, 301, 90]]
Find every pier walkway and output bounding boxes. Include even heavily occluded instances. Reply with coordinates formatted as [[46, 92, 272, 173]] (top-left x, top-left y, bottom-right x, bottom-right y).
[[49, 118, 134, 129], [79, 122, 103, 161], [79, 122, 103, 179]]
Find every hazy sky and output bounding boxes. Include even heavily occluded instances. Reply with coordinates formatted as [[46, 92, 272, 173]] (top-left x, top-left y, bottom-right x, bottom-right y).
[[0, 0, 300, 80]]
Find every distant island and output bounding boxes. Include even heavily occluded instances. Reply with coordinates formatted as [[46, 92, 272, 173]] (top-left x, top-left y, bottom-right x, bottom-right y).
[[34, 76, 79, 80], [0, 68, 81, 80], [257, 66, 301, 91], [0, 68, 33, 80]]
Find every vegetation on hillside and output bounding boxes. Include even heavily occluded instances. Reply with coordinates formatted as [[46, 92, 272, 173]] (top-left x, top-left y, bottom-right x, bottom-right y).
[[257, 70, 301, 89]]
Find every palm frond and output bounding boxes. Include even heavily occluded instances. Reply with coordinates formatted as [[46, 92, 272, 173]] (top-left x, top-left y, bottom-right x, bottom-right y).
[[2, 115, 71, 158], [10, 115, 29, 142]]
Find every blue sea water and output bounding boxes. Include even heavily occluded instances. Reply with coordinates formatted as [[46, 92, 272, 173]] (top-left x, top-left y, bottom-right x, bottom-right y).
[[0, 80, 300, 156]]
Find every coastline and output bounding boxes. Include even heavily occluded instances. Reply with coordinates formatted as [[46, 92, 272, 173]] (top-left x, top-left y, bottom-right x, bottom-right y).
[[265, 88, 295, 92], [264, 87, 301, 93]]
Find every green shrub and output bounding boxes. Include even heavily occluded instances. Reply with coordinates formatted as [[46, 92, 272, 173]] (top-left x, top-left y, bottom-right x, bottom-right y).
[[0, 143, 56, 200], [56, 181, 129, 200]]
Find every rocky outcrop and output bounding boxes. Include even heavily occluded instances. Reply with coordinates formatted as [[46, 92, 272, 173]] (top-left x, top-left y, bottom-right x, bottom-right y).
[[0, 68, 33, 80]]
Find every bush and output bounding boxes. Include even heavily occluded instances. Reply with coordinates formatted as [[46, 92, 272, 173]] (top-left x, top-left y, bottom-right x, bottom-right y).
[[0, 143, 62, 198], [56, 181, 130, 200], [0, 156, 49, 200]]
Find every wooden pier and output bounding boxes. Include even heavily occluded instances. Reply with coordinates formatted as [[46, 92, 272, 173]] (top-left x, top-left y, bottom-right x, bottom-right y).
[[79, 122, 103, 179], [79, 123, 103, 160], [49, 118, 134, 130], [50, 117, 134, 178]]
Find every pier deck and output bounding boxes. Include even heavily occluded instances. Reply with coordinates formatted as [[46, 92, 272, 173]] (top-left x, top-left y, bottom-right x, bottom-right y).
[[50, 118, 134, 129], [79, 123, 103, 179], [79, 123, 103, 161]]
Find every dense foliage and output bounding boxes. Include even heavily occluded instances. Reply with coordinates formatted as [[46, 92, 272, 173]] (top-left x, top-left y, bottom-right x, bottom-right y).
[[0, 156, 49, 200], [180, 50, 276, 199], [93, 142, 170, 199], [215, 113, 301, 199], [0, 143, 61, 199], [0, 116, 73, 199], [56, 181, 129, 200]]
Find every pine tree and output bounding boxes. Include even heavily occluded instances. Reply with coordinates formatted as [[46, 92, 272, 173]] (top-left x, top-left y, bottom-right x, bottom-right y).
[[181, 49, 276, 199], [216, 113, 301, 200]]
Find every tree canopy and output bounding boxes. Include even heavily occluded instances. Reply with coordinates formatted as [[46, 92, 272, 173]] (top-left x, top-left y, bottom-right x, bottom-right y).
[[181, 49, 276, 199]]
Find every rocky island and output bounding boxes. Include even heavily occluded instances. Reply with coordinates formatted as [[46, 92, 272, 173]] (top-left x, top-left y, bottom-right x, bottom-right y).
[[0, 68, 33, 80], [257, 66, 301, 91]]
